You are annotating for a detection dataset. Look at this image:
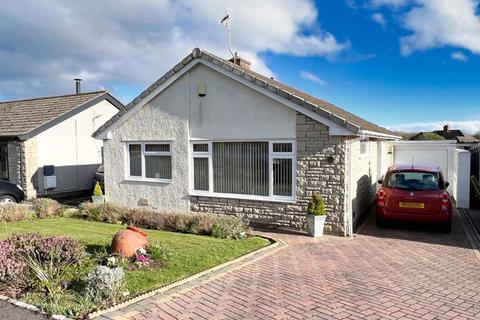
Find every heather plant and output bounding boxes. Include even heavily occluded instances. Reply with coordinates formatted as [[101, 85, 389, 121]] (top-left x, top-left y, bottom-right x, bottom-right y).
[[0, 233, 87, 297], [31, 198, 66, 219]]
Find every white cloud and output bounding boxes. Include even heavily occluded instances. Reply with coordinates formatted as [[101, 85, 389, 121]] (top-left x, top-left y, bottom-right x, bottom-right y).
[[300, 71, 327, 85], [370, 0, 411, 9], [385, 120, 480, 134], [0, 0, 350, 101], [370, 0, 480, 56], [371, 12, 387, 29], [451, 51, 469, 61]]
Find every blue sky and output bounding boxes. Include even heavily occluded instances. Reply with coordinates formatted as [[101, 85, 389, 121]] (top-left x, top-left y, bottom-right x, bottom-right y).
[[0, 0, 479, 133]]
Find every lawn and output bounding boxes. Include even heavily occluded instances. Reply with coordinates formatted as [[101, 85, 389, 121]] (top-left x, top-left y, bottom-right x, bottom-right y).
[[0, 218, 270, 294]]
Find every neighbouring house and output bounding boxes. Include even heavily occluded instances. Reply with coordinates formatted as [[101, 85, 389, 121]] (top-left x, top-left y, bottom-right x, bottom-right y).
[[0, 88, 124, 198], [94, 48, 400, 236], [410, 125, 479, 149]]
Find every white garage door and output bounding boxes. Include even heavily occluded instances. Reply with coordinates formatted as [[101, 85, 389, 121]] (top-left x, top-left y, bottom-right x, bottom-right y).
[[394, 148, 449, 176]]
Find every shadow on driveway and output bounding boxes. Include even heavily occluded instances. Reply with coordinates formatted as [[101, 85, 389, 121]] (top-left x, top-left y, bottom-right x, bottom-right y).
[[357, 209, 475, 250]]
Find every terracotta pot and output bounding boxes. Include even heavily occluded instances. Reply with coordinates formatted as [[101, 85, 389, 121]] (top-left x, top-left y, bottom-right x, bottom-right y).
[[111, 226, 148, 257]]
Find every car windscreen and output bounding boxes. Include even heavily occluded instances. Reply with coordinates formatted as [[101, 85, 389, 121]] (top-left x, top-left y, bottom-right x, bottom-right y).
[[385, 171, 443, 191]]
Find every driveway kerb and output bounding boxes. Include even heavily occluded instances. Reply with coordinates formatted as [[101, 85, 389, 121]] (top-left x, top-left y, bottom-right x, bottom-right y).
[[92, 235, 287, 320]]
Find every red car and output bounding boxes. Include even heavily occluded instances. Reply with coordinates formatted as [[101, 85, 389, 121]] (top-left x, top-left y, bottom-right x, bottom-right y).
[[376, 164, 452, 233]]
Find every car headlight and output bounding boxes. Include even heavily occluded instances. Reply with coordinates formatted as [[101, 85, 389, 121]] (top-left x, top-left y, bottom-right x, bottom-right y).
[[16, 184, 23, 191]]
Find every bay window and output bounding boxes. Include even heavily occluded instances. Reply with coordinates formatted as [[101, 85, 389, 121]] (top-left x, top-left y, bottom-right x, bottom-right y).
[[127, 142, 172, 182], [191, 141, 295, 201]]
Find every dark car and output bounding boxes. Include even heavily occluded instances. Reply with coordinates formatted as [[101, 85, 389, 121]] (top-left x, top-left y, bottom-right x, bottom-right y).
[[93, 164, 104, 192], [376, 164, 452, 233], [0, 180, 25, 204]]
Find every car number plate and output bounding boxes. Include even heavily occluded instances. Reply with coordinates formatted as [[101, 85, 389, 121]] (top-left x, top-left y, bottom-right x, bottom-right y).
[[399, 202, 424, 209]]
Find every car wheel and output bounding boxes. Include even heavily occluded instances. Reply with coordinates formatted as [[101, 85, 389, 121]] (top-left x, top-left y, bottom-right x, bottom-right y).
[[376, 216, 387, 228], [439, 220, 452, 234], [0, 195, 17, 205]]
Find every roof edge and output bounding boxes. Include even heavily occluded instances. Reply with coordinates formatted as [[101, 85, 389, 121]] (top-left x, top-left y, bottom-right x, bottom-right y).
[[94, 48, 394, 138], [18, 92, 123, 140]]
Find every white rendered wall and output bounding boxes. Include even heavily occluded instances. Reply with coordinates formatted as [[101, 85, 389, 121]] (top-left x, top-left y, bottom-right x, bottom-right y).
[[35, 100, 119, 195], [104, 64, 298, 210]]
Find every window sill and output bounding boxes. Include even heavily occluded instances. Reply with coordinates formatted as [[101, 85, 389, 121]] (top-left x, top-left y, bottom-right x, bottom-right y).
[[189, 191, 297, 204], [123, 177, 172, 184]]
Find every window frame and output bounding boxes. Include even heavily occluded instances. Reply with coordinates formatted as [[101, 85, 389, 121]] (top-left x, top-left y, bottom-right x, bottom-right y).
[[359, 138, 370, 159], [189, 140, 296, 203], [125, 141, 172, 183]]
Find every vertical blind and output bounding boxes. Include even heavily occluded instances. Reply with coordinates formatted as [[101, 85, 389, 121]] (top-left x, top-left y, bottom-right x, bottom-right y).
[[213, 142, 269, 196], [129, 144, 142, 176], [128, 143, 172, 180], [145, 156, 171, 179], [273, 158, 293, 196], [193, 158, 209, 191]]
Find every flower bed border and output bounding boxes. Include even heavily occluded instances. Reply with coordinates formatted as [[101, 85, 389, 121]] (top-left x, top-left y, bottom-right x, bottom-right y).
[[0, 234, 284, 320]]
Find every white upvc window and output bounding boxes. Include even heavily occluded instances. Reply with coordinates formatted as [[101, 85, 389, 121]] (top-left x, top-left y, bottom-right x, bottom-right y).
[[359, 138, 370, 158], [190, 140, 296, 202], [125, 142, 172, 183]]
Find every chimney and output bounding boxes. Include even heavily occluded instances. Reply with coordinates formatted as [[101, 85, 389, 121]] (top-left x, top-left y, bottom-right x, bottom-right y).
[[228, 52, 251, 70], [74, 78, 82, 94], [443, 124, 449, 133]]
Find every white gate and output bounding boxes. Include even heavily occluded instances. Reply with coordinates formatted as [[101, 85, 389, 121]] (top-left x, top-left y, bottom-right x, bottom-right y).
[[390, 140, 470, 208]]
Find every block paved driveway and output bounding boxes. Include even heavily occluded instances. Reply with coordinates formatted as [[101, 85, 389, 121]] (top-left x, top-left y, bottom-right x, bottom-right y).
[[107, 211, 480, 320]]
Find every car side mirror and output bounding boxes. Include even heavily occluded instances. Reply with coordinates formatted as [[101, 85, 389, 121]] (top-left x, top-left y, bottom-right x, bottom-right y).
[[377, 179, 383, 184], [444, 182, 449, 188]]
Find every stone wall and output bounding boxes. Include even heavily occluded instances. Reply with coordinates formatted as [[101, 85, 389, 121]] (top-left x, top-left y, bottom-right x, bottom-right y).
[[6, 139, 38, 198], [191, 112, 348, 235]]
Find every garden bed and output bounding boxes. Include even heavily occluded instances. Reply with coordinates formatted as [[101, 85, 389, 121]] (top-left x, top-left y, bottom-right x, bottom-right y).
[[0, 217, 270, 318]]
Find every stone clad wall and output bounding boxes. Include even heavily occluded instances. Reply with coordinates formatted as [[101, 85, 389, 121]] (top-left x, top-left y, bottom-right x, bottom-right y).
[[6, 139, 38, 198], [191, 112, 348, 235]]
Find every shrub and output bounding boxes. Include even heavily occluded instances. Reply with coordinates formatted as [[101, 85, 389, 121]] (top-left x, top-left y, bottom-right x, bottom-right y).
[[78, 202, 124, 224], [87, 266, 125, 304], [307, 194, 326, 216], [0, 240, 29, 296], [78, 202, 250, 239], [0, 233, 87, 297], [32, 198, 65, 219], [0, 203, 32, 222], [92, 182, 103, 196]]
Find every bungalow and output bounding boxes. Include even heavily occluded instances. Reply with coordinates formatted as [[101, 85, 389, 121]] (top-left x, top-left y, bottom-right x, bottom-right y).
[[410, 124, 479, 150], [0, 88, 123, 198], [94, 48, 400, 236]]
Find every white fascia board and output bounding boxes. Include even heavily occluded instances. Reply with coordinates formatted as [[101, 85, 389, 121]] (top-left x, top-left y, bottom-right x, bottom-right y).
[[360, 130, 402, 140]]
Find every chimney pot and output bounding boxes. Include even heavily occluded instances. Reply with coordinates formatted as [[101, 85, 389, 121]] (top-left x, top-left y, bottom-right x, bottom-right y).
[[228, 55, 251, 70], [74, 78, 82, 94], [443, 124, 449, 133]]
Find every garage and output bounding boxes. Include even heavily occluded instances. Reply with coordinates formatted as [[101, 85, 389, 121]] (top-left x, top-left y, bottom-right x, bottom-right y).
[[389, 140, 471, 209]]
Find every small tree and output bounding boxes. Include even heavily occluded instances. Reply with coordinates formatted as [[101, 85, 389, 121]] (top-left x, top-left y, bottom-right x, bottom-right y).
[[93, 182, 103, 197], [307, 194, 326, 216]]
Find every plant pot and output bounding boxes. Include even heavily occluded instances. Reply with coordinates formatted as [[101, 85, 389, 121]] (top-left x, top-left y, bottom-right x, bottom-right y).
[[111, 226, 148, 257], [306, 215, 326, 237], [91, 195, 105, 204]]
